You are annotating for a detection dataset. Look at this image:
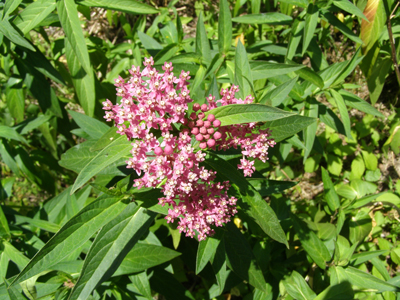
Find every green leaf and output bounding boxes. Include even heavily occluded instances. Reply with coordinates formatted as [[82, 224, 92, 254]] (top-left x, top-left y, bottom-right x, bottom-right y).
[[77, 0, 158, 14], [259, 76, 297, 106], [71, 136, 132, 194], [0, 205, 10, 239], [224, 222, 268, 292], [232, 12, 292, 24], [19, 115, 53, 135], [349, 210, 372, 244], [195, 12, 211, 65], [322, 11, 363, 44], [247, 179, 297, 197], [295, 66, 324, 89], [65, 37, 96, 117], [0, 18, 35, 51], [196, 234, 220, 274], [14, 215, 60, 233], [5, 278, 26, 300], [89, 126, 121, 151], [13, 0, 56, 34], [303, 98, 318, 162], [314, 282, 354, 300], [291, 214, 331, 269], [261, 114, 317, 142], [282, 270, 316, 300], [205, 153, 288, 247], [344, 266, 400, 292], [218, 0, 232, 55], [361, 150, 378, 171], [360, 0, 386, 54], [333, 0, 368, 21], [150, 269, 195, 300], [286, 19, 304, 60], [303, 4, 319, 55], [330, 89, 353, 140], [339, 89, 383, 118], [69, 204, 156, 300], [367, 57, 392, 105], [10, 195, 128, 286], [234, 40, 253, 99], [6, 86, 24, 123], [0, 125, 27, 144], [3, 241, 29, 270], [129, 272, 152, 300], [68, 110, 109, 140], [57, 0, 92, 75], [251, 62, 305, 80], [321, 167, 340, 211], [211, 239, 228, 295], [113, 243, 181, 276], [3, 0, 23, 18]]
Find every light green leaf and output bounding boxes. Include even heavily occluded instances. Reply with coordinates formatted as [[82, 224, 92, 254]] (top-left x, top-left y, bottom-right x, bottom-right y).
[[349, 210, 372, 244], [286, 19, 304, 60], [13, 0, 56, 34], [283, 270, 316, 300], [295, 66, 324, 89], [0, 205, 10, 239], [314, 282, 354, 300], [10, 195, 128, 285], [71, 136, 132, 194], [234, 40, 253, 99], [232, 12, 292, 24], [259, 76, 297, 106], [344, 266, 400, 292], [303, 4, 319, 55], [77, 0, 158, 14], [196, 235, 220, 274], [0, 125, 27, 144], [333, 0, 368, 21], [68, 110, 109, 140], [247, 179, 297, 197], [6, 86, 24, 123], [321, 167, 340, 211], [69, 204, 156, 300], [218, 0, 232, 55], [195, 12, 211, 65], [322, 11, 363, 44], [3, 0, 23, 18], [339, 89, 384, 118], [330, 89, 352, 140], [129, 272, 152, 300], [303, 98, 318, 162], [14, 215, 60, 233], [251, 62, 305, 80], [0, 18, 35, 51], [113, 243, 181, 276]]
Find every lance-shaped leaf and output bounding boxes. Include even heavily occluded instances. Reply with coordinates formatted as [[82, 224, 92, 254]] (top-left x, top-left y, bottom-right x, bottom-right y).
[[68, 110, 109, 140], [259, 76, 298, 106], [205, 153, 288, 247], [339, 89, 383, 118], [77, 0, 158, 14], [196, 232, 221, 274], [71, 136, 132, 194], [251, 62, 305, 80], [344, 266, 400, 292], [282, 270, 317, 300], [303, 98, 318, 162], [330, 89, 353, 140], [321, 167, 340, 211], [68, 203, 156, 300], [195, 12, 211, 65], [361, 0, 386, 54], [235, 40, 253, 99], [218, 0, 232, 55], [10, 195, 128, 286], [0, 18, 35, 51], [303, 4, 319, 55], [232, 12, 292, 24]]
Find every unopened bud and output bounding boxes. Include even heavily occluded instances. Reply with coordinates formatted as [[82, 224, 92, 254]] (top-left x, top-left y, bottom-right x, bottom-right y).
[[213, 119, 221, 127], [214, 132, 222, 139], [201, 104, 208, 112], [196, 134, 204, 141], [193, 103, 200, 111], [199, 142, 207, 149], [207, 114, 215, 122], [191, 127, 199, 135], [207, 139, 216, 147]]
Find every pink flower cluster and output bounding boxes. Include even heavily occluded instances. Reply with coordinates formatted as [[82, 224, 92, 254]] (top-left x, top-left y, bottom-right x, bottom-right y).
[[102, 57, 275, 240]]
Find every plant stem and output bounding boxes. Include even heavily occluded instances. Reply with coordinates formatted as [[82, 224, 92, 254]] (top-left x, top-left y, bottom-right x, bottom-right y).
[[388, 1, 400, 88]]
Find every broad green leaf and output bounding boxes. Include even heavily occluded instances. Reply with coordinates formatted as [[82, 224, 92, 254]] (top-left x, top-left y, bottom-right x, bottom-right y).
[[283, 270, 316, 300], [195, 12, 211, 65], [303, 4, 319, 55], [259, 76, 297, 106], [205, 54, 225, 79], [3, 0, 23, 18], [0, 18, 35, 51], [251, 62, 305, 80], [15, 46, 65, 85], [65, 37, 96, 117], [314, 282, 354, 300], [68, 110, 109, 140], [330, 89, 353, 140], [3, 241, 29, 270], [129, 272, 152, 300], [153, 43, 179, 64], [344, 266, 400, 292], [5, 279, 26, 300], [361, 0, 386, 54], [205, 153, 288, 247], [295, 66, 324, 89], [339, 89, 383, 117], [322, 11, 363, 44], [331, 48, 363, 88], [6, 86, 24, 123], [234, 40, 253, 99], [321, 167, 340, 211], [0, 125, 27, 144], [160, 22, 178, 44], [261, 114, 317, 142], [90, 126, 121, 151], [113, 243, 181, 276], [69, 204, 156, 300], [10, 195, 128, 285], [367, 57, 392, 105], [224, 222, 268, 292], [232, 12, 292, 24], [286, 19, 304, 60], [18, 115, 53, 135], [77, 0, 158, 14], [349, 210, 372, 244], [303, 98, 318, 162], [0, 206, 10, 238], [57, 0, 92, 75], [138, 31, 162, 57], [211, 239, 228, 295], [59, 140, 97, 173], [13, 0, 56, 34], [291, 215, 331, 269], [333, 0, 368, 21], [218, 0, 232, 55], [196, 234, 220, 274], [247, 179, 297, 197], [71, 136, 132, 194]]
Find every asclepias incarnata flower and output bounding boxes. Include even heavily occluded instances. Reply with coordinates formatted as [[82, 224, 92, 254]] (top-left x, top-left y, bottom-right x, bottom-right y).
[[102, 57, 275, 241]]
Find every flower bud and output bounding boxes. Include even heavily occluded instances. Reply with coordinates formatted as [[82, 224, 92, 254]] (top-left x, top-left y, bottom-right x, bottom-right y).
[[164, 145, 173, 155], [196, 119, 204, 127], [198, 112, 205, 119], [154, 147, 163, 155], [207, 128, 214, 134], [207, 139, 216, 147], [213, 119, 221, 127], [201, 104, 208, 112], [191, 127, 199, 135], [213, 132, 222, 139], [200, 127, 207, 134], [193, 103, 200, 111], [203, 134, 210, 140], [188, 121, 195, 128], [207, 114, 215, 122], [199, 142, 207, 149], [190, 112, 197, 120], [204, 121, 211, 128], [196, 134, 204, 141]]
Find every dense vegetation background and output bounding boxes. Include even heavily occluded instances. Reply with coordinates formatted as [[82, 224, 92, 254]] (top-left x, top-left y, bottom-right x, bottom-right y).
[[0, 0, 400, 299]]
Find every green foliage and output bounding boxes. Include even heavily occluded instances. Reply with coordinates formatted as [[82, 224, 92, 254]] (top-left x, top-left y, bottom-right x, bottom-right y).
[[0, 0, 399, 299]]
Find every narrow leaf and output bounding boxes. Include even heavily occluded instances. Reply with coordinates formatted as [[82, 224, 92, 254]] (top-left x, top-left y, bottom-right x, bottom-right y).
[[234, 40, 253, 99], [251, 62, 305, 80], [195, 12, 211, 65], [0, 18, 35, 51], [218, 0, 232, 55], [303, 4, 319, 54], [196, 235, 220, 274], [259, 76, 297, 106], [283, 270, 316, 300], [13, 0, 56, 34], [344, 266, 400, 292], [232, 12, 292, 24], [321, 167, 341, 211], [77, 0, 158, 14], [330, 89, 353, 140]]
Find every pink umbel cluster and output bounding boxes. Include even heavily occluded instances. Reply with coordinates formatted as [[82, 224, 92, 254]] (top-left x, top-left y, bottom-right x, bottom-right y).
[[102, 57, 275, 240]]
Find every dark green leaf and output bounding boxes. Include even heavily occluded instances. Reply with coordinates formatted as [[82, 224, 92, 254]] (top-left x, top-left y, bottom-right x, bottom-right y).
[[286, 20, 304, 60], [0, 18, 35, 51], [0, 205, 10, 239], [344, 266, 400, 292], [339, 89, 384, 118], [333, 0, 368, 21], [68, 110, 109, 140], [3, 0, 22, 18], [77, 0, 158, 14], [349, 210, 372, 244], [295, 66, 324, 89], [0, 125, 27, 144], [196, 12, 211, 65], [321, 167, 340, 211], [69, 204, 156, 300], [218, 0, 232, 55], [303, 98, 318, 162], [321, 12, 363, 44], [211, 239, 228, 295], [330, 89, 353, 140], [6, 86, 24, 123], [232, 12, 292, 25], [350, 250, 389, 266], [129, 272, 152, 300], [314, 282, 354, 300], [283, 270, 316, 300], [196, 235, 220, 274], [247, 179, 297, 197], [11, 195, 127, 285], [5, 279, 26, 300]]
